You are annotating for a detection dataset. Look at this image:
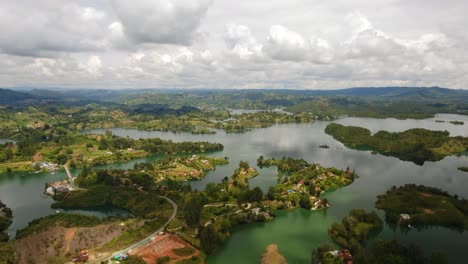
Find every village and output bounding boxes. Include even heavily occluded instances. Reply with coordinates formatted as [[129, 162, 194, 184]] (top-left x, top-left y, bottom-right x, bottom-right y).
[[152, 155, 229, 182], [258, 157, 356, 211]]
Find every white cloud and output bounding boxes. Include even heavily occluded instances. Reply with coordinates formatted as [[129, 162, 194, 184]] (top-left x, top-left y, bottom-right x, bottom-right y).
[[0, 1, 111, 56], [79, 56, 103, 76], [224, 24, 263, 59], [263, 25, 333, 63], [263, 25, 308, 61], [111, 0, 213, 45], [0, 0, 468, 89]]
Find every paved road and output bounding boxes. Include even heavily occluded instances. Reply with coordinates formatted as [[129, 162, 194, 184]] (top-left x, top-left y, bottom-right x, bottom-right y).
[[92, 195, 178, 263]]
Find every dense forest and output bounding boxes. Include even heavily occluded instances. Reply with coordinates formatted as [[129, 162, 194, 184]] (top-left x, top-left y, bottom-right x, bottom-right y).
[[325, 123, 468, 165], [375, 184, 468, 230], [312, 209, 448, 264]]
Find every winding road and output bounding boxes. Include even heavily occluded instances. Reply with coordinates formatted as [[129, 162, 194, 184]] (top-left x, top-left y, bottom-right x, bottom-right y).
[[93, 195, 178, 263]]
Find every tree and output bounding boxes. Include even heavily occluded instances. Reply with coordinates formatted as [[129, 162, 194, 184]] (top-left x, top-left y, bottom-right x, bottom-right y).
[[205, 182, 220, 201], [248, 187, 264, 202], [239, 160, 250, 170], [56, 154, 68, 165], [184, 193, 205, 228], [299, 193, 312, 210], [125, 255, 146, 264], [200, 225, 218, 254]]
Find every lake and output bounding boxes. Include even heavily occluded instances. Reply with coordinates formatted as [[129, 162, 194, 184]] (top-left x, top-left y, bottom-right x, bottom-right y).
[[1, 113, 468, 262]]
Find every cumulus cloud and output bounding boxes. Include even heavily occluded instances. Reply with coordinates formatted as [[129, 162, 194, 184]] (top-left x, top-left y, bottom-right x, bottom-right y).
[[0, 0, 467, 89], [0, 0, 111, 56], [224, 23, 263, 59], [263, 25, 308, 61], [346, 29, 404, 58], [79, 56, 103, 76], [111, 0, 213, 45], [263, 25, 333, 63]]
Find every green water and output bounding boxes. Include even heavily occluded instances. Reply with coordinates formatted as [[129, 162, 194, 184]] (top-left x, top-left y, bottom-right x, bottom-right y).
[[1, 114, 468, 262]]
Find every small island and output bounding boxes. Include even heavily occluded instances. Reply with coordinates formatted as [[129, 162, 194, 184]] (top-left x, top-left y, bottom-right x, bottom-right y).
[[449, 120, 464, 125], [459, 167, 468, 173], [325, 123, 468, 165], [312, 209, 448, 264], [329, 209, 383, 249], [319, 144, 330, 149], [375, 184, 468, 230], [258, 156, 356, 210]]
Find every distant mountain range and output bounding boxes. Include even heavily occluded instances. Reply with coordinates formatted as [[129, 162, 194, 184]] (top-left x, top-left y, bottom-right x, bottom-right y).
[[2, 86, 468, 106]]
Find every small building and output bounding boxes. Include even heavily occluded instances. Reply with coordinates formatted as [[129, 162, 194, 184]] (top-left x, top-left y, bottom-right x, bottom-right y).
[[252, 207, 261, 215], [260, 211, 270, 219], [54, 186, 70, 193], [338, 249, 353, 263], [72, 249, 89, 262], [113, 253, 128, 261], [400, 214, 411, 220]]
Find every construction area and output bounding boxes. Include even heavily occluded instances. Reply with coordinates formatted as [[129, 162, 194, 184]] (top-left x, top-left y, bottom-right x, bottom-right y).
[[128, 233, 199, 263]]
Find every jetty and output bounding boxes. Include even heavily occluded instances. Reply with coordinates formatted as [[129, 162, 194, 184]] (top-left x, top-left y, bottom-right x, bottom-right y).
[[64, 165, 75, 187]]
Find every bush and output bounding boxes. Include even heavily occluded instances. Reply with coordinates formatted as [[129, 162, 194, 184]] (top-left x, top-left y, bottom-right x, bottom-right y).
[[172, 247, 195, 257], [157, 256, 171, 264]]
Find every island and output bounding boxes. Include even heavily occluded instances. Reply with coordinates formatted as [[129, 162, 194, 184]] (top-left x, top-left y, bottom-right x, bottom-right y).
[[375, 184, 468, 230], [325, 123, 468, 165], [449, 120, 464, 125], [458, 167, 468, 173], [312, 209, 448, 264], [329, 209, 383, 250], [258, 156, 356, 210]]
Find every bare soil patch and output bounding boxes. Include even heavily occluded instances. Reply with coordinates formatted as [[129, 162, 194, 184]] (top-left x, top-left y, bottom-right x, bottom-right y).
[[419, 192, 433, 198], [129, 233, 199, 264], [14, 221, 139, 264]]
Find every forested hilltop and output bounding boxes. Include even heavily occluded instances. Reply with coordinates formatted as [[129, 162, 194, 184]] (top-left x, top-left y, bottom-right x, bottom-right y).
[[3, 86, 468, 116], [325, 123, 468, 165]]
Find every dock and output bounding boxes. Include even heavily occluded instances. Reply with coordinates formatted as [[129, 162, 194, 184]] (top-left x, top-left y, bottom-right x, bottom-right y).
[[63, 165, 75, 187]]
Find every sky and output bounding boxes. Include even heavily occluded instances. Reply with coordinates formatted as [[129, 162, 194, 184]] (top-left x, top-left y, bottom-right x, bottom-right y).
[[0, 0, 467, 89]]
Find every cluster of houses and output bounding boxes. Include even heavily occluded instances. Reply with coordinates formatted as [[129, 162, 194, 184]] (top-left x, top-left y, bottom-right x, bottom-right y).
[[26, 122, 46, 129], [33, 162, 59, 172], [329, 249, 353, 264], [240, 167, 257, 175], [251, 207, 271, 220], [45, 179, 73, 196], [280, 173, 333, 210]]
